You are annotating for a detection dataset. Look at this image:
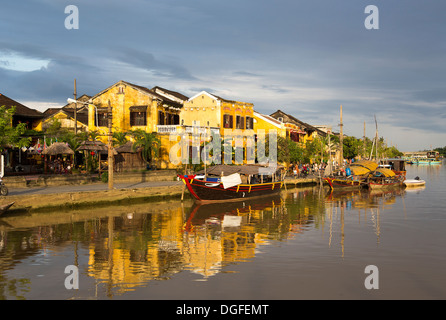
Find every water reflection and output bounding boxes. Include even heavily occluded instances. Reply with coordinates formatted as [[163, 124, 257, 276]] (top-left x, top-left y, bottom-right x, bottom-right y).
[[0, 186, 408, 299]]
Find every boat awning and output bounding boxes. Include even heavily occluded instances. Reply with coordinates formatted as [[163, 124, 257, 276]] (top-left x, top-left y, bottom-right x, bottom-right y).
[[374, 168, 396, 177], [349, 160, 378, 175], [196, 164, 284, 177]]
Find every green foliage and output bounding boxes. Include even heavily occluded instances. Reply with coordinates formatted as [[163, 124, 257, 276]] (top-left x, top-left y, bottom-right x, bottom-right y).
[[101, 171, 108, 183], [113, 130, 128, 147], [434, 146, 446, 157], [130, 129, 161, 164], [0, 105, 31, 152]]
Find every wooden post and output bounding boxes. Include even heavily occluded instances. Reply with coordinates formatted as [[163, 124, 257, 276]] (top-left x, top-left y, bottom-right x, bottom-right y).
[[108, 100, 114, 190], [339, 105, 343, 167], [74, 79, 77, 135]]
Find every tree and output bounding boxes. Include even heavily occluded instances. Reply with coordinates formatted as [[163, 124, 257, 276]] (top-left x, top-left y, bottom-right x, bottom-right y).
[[0, 105, 31, 152], [343, 136, 362, 159], [113, 130, 128, 147], [130, 129, 161, 164]]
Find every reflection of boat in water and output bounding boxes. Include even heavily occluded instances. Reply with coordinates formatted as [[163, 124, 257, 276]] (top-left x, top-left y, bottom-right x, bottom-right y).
[[184, 194, 283, 231], [179, 164, 285, 202], [326, 187, 405, 210]]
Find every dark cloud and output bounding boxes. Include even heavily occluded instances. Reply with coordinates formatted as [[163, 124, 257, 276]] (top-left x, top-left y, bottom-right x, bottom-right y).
[[0, 0, 445, 150]]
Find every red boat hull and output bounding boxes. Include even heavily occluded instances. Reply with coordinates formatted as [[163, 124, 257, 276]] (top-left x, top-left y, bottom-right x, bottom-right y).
[[179, 175, 283, 202]]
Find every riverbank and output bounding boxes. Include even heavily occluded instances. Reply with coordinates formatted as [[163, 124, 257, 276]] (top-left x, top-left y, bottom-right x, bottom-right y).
[[1, 172, 318, 213]]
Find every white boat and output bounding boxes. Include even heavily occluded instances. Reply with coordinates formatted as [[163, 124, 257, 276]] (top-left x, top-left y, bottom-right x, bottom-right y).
[[404, 178, 426, 188]]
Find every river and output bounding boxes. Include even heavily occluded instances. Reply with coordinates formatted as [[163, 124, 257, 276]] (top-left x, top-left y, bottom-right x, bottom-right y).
[[0, 162, 445, 300]]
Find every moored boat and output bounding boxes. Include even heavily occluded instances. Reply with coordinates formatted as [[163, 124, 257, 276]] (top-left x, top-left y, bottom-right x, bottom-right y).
[[378, 158, 406, 177], [367, 167, 404, 189], [404, 177, 426, 188], [324, 160, 377, 190], [179, 164, 285, 202]]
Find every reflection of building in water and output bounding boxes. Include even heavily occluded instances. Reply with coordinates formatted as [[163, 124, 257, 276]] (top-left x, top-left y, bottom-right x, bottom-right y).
[[86, 206, 185, 296], [0, 192, 321, 298]]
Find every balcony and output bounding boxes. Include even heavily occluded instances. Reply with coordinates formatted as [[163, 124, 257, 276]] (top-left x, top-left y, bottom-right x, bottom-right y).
[[156, 125, 220, 135]]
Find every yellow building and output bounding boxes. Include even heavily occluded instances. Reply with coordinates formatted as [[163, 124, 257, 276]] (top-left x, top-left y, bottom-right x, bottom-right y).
[[269, 109, 326, 144], [42, 94, 90, 132], [181, 91, 254, 135], [252, 111, 286, 138], [87, 81, 185, 168], [88, 81, 182, 134]]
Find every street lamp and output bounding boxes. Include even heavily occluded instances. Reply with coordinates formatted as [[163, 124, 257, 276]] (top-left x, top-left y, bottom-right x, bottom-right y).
[[67, 98, 114, 190]]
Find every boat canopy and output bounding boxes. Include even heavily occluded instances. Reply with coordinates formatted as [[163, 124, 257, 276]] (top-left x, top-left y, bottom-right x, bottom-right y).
[[196, 164, 284, 177], [374, 167, 396, 177], [349, 160, 378, 175]]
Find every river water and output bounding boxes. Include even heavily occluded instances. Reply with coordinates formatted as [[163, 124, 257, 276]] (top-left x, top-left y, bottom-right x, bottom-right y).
[[0, 162, 445, 300]]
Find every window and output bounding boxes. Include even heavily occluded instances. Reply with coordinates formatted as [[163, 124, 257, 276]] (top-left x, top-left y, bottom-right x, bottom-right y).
[[236, 115, 244, 129], [223, 114, 233, 129], [96, 112, 108, 127], [130, 111, 146, 126], [158, 111, 165, 125], [246, 116, 254, 130]]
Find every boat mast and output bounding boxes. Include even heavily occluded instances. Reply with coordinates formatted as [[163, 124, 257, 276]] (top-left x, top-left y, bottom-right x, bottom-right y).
[[338, 105, 343, 167]]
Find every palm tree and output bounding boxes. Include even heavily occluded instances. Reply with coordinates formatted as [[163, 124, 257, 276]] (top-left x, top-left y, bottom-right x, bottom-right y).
[[113, 130, 128, 147], [130, 129, 161, 166]]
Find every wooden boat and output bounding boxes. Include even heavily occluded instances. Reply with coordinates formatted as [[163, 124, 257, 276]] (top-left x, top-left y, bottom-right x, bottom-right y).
[[414, 151, 442, 165], [379, 158, 406, 177], [324, 176, 365, 190], [0, 202, 14, 216], [179, 164, 285, 202], [404, 177, 426, 188], [414, 158, 441, 165], [324, 160, 377, 190], [367, 168, 404, 189]]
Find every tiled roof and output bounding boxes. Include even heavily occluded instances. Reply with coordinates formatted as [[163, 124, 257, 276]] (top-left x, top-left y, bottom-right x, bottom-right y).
[[0, 93, 43, 118]]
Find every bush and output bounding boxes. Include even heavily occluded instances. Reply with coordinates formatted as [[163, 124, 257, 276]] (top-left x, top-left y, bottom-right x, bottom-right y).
[[101, 171, 108, 183]]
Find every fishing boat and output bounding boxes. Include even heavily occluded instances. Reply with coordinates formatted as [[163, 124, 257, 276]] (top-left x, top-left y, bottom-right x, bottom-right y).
[[324, 160, 377, 190], [414, 151, 442, 165], [179, 164, 285, 202], [378, 158, 406, 177], [0, 202, 14, 216], [404, 177, 426, 188], [367, 167, 404, 189]]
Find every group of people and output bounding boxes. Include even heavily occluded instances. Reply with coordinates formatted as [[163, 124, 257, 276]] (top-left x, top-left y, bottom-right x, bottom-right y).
[[47, 157, 72, 174], [289, 162, 330, 178]]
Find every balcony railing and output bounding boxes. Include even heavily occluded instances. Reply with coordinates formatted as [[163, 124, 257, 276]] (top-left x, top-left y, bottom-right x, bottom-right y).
[[156, 125, 179, 133], [156, 125, 220, 135]]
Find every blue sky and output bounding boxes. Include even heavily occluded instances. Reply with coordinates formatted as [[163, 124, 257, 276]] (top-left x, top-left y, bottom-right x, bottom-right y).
[[0, 0, 445, 151]]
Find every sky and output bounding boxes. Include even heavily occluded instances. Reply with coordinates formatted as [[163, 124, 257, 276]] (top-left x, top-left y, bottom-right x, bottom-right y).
[[0, 0, 445, 152]]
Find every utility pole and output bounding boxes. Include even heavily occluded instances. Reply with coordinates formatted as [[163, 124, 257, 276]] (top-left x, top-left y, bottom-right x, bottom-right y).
[[74, 79, 77, 134], [363, 121, 366, 159], [108, 100, 114, 190], [339, 105, 343, 167]]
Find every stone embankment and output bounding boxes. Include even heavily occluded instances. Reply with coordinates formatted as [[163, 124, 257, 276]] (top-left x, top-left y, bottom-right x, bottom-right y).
[[1, 170, 318, 213]]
